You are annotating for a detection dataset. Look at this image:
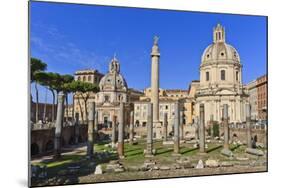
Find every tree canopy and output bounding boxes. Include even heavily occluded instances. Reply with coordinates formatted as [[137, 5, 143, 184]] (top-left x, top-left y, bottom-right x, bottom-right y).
[[31, 57, 47, 82]]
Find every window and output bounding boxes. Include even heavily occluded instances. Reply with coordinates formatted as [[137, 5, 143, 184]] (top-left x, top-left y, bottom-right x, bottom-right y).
[[221, 70, 225, 80], [104, 95, 109, 102], [206, 71, 209, 81], [83, 76, 86, 81], [88, 75, 91, 81], [236, 71, 239, 81], [165, 105, 168, 110], [78, 76, 81, 81]]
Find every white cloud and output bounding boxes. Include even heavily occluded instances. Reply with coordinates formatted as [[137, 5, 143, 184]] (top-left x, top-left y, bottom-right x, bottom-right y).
[[31, 22, 109, 72]]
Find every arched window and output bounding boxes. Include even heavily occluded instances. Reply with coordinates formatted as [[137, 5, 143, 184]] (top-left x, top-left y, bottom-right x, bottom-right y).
[[83, 76, 86, 81], [88, 75, 91, 81], [206, 71, 209, 81], [78, 76, 81, 81], [221, 70, 226, 80], [236, 71, 239, 81]]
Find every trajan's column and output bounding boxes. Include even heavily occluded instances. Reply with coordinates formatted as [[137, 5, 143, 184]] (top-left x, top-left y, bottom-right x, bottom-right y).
[[151, 36, 162, 139]]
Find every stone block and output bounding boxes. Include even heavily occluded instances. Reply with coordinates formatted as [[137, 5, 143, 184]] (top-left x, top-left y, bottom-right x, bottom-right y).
[[94, 165, 103, 175], [220, 148, 233, 157], [220, 161, 234, 167], [163, 141, 174, 145], [205, 159, 219, 168], [195, 160, 204, 169], [245, 148, 264, 156], [159, 166, 170, 170]]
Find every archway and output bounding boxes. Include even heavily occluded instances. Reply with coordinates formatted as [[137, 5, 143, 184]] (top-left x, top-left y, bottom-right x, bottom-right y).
[[31, 143, 39, 156]]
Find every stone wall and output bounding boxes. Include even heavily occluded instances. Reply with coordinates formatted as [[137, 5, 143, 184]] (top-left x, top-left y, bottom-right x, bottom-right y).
[[31, 124, 88, 156], [219, 124, 267, 145]]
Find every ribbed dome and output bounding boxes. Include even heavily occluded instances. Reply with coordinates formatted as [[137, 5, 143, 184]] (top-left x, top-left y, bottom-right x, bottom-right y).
[[99, 56, 127, 91], [201, 23, 240, 64], [201, 42, 240, 63]]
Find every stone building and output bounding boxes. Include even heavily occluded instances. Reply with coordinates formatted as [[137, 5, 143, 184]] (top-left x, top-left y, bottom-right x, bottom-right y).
[[95, 56, 131, 128], [64, 104, 74, 121], [245, 79, 258, 119], [134, 88, 187, 136], [73, 69, 104, 123], [245, 74, 267, 121], [257, 75, 267, 120], [75, 69, 104, 84], [195, 24, 248, 124]]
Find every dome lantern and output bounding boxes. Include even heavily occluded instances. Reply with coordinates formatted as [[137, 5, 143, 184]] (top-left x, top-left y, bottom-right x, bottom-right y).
[[109, 54, 120, 74], [213, 23, 225, 43]]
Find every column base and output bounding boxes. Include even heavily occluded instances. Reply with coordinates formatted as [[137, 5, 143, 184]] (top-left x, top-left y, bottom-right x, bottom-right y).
[[154, 121, 162, 139], [145, 154, 154, 158], [198, 151, 207, 156], [221, 148, 233, 157]]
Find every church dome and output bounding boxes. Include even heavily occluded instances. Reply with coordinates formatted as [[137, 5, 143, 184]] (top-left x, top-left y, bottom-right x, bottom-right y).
[[201, 24, 240, 64], [99, 56, 128, 91]]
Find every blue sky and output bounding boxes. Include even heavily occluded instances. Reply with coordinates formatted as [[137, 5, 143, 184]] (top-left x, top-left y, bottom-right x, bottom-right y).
[[30, 1, 267, 104]]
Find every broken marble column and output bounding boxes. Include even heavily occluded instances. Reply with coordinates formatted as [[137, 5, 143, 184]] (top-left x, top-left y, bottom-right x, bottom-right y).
[[173, 101, 180, 155], [87, 101, 95, 158], [199, 104, 206, 153], [210, 114, 214, 139], [94, 111, 98, 132], [194, 116, 199, 140], [111, 115, 117, 148], [118, 102, 125, 158], [129, 111, 134, 144], [145, 103, 154, 157], [221, 104, 233, 157], [54, 92, 65, 159], [223, 104, 229, 150], [163, 113, 168, 141], [180, 111, 184, 140], [74, 113, 79, 144], [246, 103, 252, 148]]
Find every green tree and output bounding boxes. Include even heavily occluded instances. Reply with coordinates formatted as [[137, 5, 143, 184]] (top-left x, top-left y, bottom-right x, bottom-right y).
[[60, 74, 74, 121], [35, 72, 74, 122], [69, 81, 99, 123], [30, 57, 47, 123], [34, 72, 58, 122]]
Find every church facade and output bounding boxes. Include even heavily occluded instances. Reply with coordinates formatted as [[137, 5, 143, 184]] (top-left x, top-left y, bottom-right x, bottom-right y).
[[95, 57, 130, 128], [194, 24, 248, 124]]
